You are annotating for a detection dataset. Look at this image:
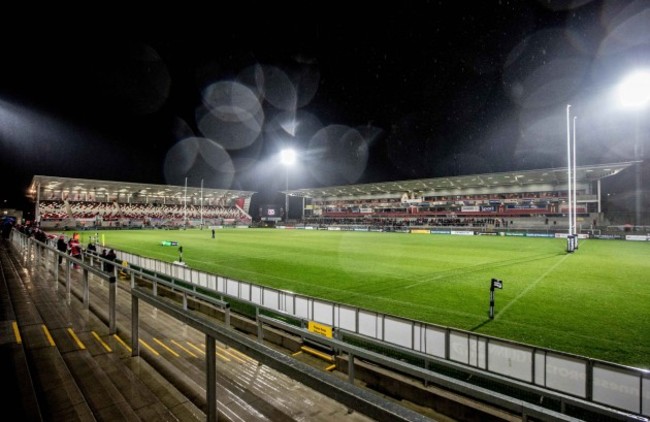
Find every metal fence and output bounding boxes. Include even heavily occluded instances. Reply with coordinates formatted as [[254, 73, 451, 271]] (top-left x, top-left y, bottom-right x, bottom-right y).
[[111, 245, 650, 419], [13, 229, 649, 419], [10, 231, 432, 422]]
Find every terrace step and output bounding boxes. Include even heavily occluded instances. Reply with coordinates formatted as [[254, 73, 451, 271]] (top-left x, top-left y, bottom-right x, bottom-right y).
[[299, 345, 335, 363], [1, 241, 202, 421]]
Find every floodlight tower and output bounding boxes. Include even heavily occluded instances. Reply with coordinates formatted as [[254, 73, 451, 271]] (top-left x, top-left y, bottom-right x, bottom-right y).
[[617, 70, 650, 228], [280, 148, 296, 223]]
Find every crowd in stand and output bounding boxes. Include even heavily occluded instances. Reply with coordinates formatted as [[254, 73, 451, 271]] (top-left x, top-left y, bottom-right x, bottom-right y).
[[28, 186, 599, 231], [302, 215, 568, 229], [311, 190, 582, 216], [11, 223, 121, 272], [38, 200, 250, 226]]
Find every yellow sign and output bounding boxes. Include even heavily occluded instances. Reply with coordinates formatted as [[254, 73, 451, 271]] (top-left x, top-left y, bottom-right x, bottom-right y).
[[118, 260, 129, 279], [411, 229, 430, 234], [308, 321, 333, 338]]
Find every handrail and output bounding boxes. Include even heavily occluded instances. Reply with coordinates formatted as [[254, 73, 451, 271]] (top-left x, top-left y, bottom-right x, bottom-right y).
[[257, 315, 640, 422], [131, 286, 433, 422]]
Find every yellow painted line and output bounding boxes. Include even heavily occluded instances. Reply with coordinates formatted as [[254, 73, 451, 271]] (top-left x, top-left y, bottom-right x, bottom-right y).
[[292, 350, 303, 356], [209, 345, 231, 362], [113, 334, 132, 353], [153, 338, 180, 357], [139, 339, 160, 356], [12, 321, 22, 344], [300, 346, 334, 363], [92, 331, 112, 352], [325, 364, 337, 372], [221, 347, 246, 363], [171, 339, 197, 358], [195, 342, 230, 361], [42, 325, 55, 347], [228, 348, 255, 363], [216, 351, 231, 362], [186, 341, 205, 355], [67, 328, 86, 350]]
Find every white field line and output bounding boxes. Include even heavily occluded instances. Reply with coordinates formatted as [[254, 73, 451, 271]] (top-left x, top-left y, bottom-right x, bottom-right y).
[[402, 252, 558, 289], [112, 242, 572, 323], [494, 253, 570, 320]]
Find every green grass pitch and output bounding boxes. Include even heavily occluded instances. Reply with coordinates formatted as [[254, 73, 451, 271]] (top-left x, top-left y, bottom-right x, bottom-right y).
[[75, 228, 650, 368]]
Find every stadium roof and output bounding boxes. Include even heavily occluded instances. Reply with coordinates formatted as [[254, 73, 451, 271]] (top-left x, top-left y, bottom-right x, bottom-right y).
[[27, 175, 256, 201], [284, 162, 636, 198]]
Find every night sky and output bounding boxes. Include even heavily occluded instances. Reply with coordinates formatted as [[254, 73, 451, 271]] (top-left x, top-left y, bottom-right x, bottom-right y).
[[1, 1, 648, 219]]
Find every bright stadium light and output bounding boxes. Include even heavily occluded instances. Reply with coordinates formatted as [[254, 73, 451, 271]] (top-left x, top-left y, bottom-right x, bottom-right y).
[[280, 148, 296, 223], [617, 70, 650, 109], [617, 70, 650, 227]]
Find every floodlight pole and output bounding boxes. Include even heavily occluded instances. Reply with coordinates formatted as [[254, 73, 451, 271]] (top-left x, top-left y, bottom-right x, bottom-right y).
[[280, 148, 296, 224], [617, 70, 650, 227], [285, 166, 289, 223]]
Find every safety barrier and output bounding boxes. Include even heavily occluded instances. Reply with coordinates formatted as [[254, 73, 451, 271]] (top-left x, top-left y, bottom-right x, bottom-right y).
[[110, 245, 650, 419], [14, 230, 649, 419], [11, 230, 431, 422]]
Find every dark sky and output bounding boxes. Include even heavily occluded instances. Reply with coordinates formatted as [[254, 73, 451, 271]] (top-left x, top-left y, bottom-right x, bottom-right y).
[[1, 1, 649, 218]]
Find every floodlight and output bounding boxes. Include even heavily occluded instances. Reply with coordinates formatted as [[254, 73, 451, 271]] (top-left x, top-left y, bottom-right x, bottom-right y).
[[617, 70, 650, 109], [280, 148, 297, 223], [280, 148, 296, 166]]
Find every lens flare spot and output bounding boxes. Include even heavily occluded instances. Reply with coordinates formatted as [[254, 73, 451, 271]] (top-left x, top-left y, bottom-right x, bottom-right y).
[[164, 137, 235, 188], [308, 125, 368, 186], [259, 65, 298, 111]]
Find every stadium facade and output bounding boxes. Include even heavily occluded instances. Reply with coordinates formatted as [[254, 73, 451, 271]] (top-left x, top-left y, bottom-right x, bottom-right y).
[[282, 162, 635, 230], [27, 162, 634, 231], [27, 175, 256, 229]]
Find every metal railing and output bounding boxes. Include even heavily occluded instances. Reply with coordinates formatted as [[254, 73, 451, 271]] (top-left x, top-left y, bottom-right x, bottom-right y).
[[108, 237, 650, 420], [11, 230, 434, 422], [13, 229, 650, 421]]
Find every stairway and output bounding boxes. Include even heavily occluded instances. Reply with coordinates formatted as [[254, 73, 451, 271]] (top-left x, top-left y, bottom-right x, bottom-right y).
[[0, 241, 203, 421]]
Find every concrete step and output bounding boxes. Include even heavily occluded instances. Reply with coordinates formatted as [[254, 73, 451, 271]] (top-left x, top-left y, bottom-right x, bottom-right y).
[[2, 242, 201, 421]]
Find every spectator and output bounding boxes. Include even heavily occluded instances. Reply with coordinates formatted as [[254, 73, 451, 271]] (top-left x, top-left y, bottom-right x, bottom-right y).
[[68, 237, 82, 269], [105, 249, 117, 273], [100, 249, 107, 271], [86, 242, 97, 257], [57, 235, 67, 264]]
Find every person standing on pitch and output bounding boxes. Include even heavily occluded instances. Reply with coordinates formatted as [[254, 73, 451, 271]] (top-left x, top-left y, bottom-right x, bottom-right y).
[[178, 245, 183, 262], [211, 228, 215, 239]]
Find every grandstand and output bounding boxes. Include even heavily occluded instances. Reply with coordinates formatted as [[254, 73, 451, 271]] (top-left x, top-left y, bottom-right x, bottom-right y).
[[284, 162, 635, 232], [14, 163, 648, 421], [26, 162, 634, 233], [28, 176, 256, 230]]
